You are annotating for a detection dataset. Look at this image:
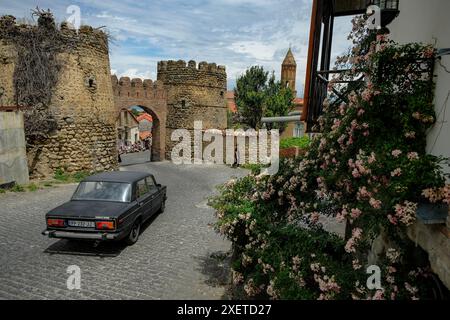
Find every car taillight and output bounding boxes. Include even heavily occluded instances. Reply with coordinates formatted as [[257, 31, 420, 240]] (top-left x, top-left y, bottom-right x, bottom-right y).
[[96, 221, 115, 230], [47, 219, 65, 227]]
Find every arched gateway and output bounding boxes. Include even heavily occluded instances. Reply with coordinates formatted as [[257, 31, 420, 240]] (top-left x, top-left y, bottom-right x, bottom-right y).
[[111, 76, 167, 161], [112, 60, 228, 162]]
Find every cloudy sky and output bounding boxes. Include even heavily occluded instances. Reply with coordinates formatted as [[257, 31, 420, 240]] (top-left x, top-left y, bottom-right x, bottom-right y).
[[0, 0, 353, 97]]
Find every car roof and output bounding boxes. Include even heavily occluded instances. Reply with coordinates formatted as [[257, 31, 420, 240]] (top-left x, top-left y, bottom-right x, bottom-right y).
[[83, 171, 152, 183]]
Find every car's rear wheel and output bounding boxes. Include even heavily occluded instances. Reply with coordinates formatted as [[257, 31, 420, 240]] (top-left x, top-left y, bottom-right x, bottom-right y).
[[125, 220, 141, 245]]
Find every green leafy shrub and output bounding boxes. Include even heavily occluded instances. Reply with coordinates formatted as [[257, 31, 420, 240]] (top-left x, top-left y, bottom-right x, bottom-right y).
[[27, 183, 39, 192], [54, 168, 69, 182], [10, 184, 25, 192], [72, 171, 90, 183], [280, 136, 310, 150]]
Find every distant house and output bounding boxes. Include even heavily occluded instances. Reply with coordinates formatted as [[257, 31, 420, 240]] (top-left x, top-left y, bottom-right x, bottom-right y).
[[117, 108, 140, 146], [281, 98, 305, 139], [226, 91, 237, 113], [136, 113, 153, 141]]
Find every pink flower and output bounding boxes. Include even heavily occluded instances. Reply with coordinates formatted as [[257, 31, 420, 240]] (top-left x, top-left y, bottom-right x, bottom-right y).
[[352, 168, 361, 178], [345, 228, 363, 253], [394, 201, 417, 226], [405, 131, 416, 139], [422, 46, 435, 59], [311, 212, 320, 224], [336, 213, 345, 223], [332, 119, 342, 131], [391, 150, 402, 158], [407, 152, 419, 160], [369, 198, 382, 209], [387, 214, 398, 225], [391, 168, 402, 177], [376, 34, 387, 42], [372, 290, 385, 300], [368, 153, 376, 164], [351, 208, 362, 219], [352, 259, 362, 270], [357, 186, 371, 200], [361, 88, 373, 102]]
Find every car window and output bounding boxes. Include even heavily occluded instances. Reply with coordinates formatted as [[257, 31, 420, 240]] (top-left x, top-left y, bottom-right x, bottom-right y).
[[72, 182, 132, 203], [146, 176, 157, 191], [137, 179, 150, 198]]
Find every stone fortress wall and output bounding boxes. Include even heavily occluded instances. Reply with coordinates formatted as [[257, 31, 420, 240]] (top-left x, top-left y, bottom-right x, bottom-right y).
[[0, 16, 118, 178]]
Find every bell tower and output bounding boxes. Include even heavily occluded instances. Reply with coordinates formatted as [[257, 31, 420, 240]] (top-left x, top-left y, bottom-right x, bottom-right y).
[[281, 48, 297, 97]]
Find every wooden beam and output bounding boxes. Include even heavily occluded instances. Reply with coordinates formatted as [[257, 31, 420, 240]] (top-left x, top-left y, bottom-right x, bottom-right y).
[[302, 0, 320, 122]]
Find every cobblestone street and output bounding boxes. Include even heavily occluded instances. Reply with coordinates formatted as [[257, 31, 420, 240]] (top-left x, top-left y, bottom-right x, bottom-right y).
[[0, 157, 247, 300]]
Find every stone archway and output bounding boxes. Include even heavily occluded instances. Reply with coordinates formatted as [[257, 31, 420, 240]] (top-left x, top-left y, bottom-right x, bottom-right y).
[[134, 105, 165, 161], [112, 76, 167, 161]]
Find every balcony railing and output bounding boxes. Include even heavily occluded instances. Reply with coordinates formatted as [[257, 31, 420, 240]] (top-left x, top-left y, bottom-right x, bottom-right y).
[[307, 69, 365, 130], [306, 55, 435, 132]]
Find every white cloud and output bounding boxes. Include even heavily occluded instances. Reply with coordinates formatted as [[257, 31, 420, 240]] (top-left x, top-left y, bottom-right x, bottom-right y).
[[230, 41, 278, 61], [0, 0, 354, 95]]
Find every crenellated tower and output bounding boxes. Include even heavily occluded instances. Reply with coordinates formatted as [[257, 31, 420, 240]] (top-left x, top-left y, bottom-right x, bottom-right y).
[[157, 60, 227, 159], [0, 15, 118, 178]]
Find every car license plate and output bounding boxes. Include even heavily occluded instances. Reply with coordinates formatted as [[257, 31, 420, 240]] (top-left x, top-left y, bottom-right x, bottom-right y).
[[68, 220, 95, 228]]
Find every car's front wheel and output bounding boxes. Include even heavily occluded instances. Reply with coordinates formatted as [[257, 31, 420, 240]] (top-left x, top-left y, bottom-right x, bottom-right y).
[[160, 200, 166, 214], [125, 220, 141, 245]]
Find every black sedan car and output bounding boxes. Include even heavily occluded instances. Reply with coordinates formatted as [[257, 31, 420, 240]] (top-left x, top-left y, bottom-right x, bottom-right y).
[[42, 171, 167, 245]]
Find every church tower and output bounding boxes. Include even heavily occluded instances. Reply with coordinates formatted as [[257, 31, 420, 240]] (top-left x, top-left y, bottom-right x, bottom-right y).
[[281, 48, 297, 97]]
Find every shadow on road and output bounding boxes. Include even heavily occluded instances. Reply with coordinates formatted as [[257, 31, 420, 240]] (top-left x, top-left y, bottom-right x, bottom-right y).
[[44, 240, 127, 258], [195, 251, 232, 299]]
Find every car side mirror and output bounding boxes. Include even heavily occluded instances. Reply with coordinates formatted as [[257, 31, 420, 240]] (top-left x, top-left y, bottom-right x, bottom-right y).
[[157, 183, 161, 188]]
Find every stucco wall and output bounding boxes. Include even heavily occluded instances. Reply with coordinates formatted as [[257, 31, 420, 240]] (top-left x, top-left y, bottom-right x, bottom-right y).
[[389, 0, 450, 179], [0, 111, 29, 185], [388, 0, 450, 290]]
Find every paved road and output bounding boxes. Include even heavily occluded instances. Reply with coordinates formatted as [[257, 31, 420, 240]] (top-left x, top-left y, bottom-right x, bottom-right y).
[[0, 157, 247, 300]]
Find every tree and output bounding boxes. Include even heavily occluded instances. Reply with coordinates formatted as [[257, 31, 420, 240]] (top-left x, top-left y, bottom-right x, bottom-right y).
[[234, 66, 268, 129], [264, 73, 295, 133], [234, 66, 294, 131], [130, 108, 141, 117]]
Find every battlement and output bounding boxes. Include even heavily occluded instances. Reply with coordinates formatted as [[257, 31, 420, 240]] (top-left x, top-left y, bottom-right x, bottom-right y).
[[157, 60, 226, 74], [111, 75, 166, 101], [0, 15, 109, 54], [111, 75, 165, 90], [157, 59, 227, 89]]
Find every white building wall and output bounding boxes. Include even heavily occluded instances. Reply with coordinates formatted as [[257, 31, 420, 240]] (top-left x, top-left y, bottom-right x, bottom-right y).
[[130, 127, 140, 144], [389, 0, 450, 178]]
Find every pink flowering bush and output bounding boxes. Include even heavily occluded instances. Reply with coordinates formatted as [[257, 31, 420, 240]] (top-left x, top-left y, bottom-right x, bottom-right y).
[[212, 17, 449, 300]]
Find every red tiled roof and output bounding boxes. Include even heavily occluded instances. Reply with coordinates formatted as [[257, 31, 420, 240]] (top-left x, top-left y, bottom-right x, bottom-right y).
[[136, 113, 153, 122], [226, 91, 237, 113], [139, 131, 152, 140], [294, 98, 304, 105]]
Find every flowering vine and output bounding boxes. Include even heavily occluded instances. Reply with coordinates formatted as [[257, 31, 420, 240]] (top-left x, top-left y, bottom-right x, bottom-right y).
[[212, 16, 449, 300]]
